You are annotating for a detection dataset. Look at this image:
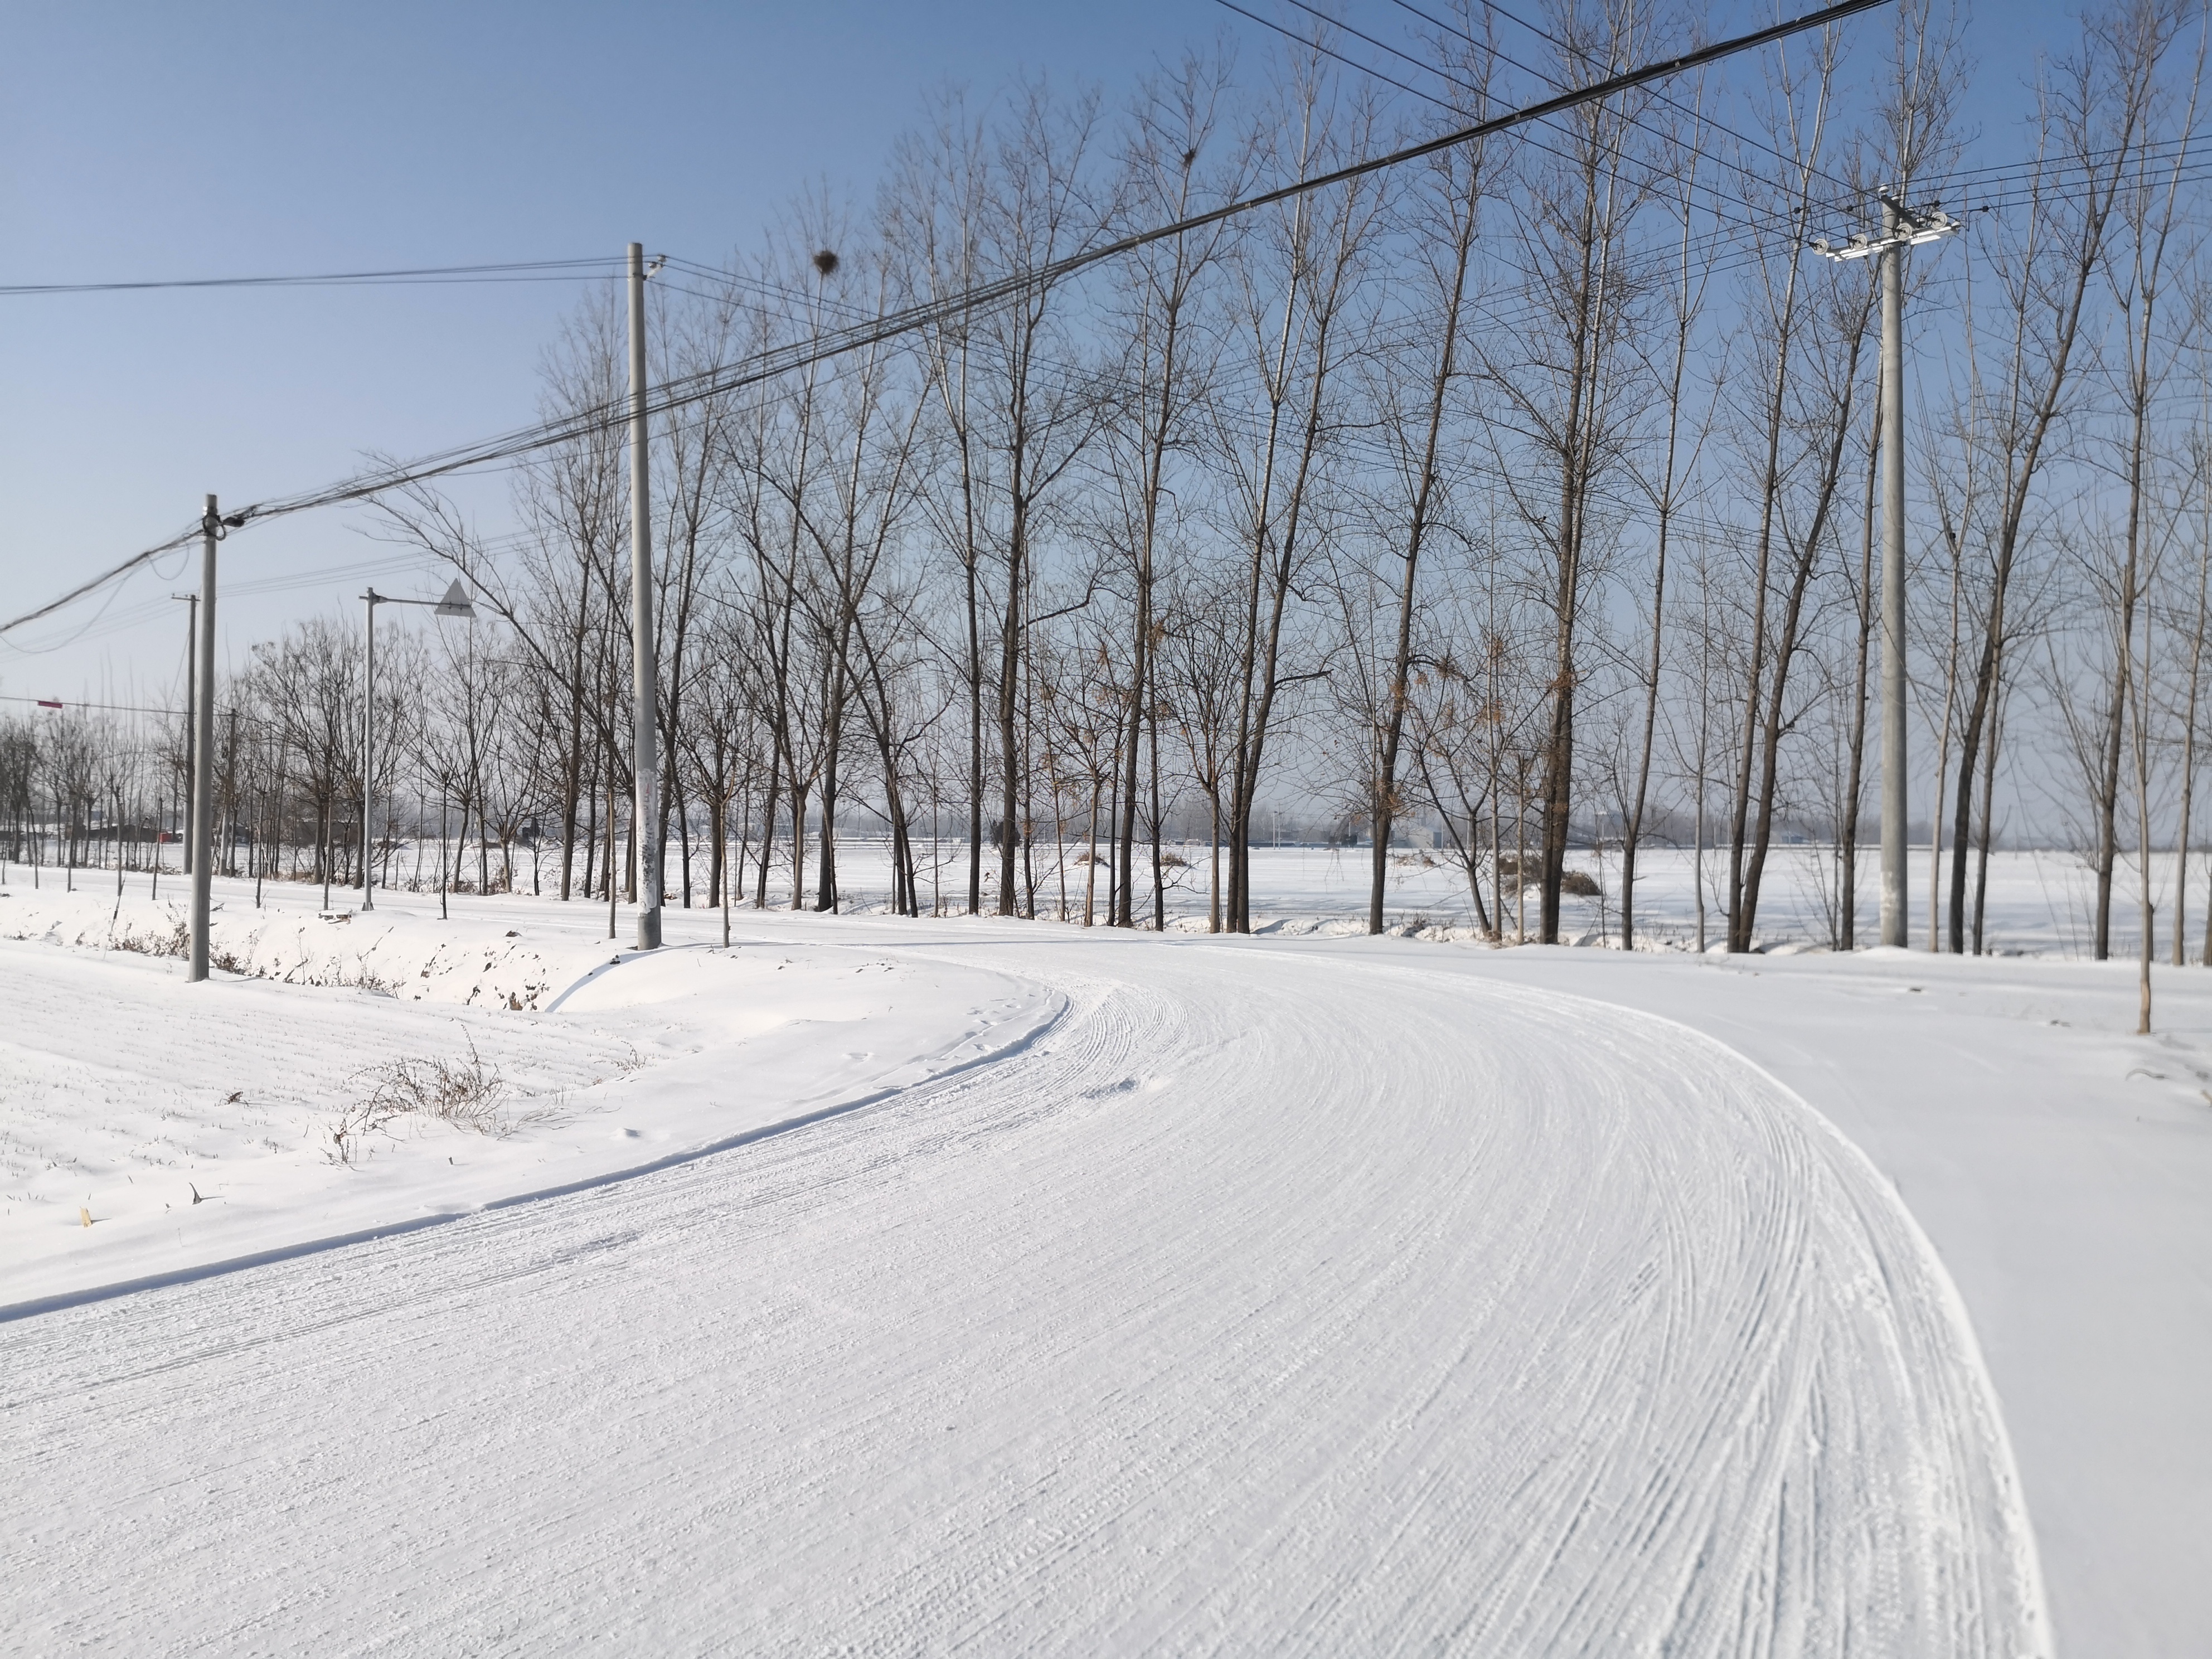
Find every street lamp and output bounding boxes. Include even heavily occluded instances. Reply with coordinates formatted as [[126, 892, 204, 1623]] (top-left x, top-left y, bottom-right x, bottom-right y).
[[362, 578, 476, 911], [171, 593, 198, 875]]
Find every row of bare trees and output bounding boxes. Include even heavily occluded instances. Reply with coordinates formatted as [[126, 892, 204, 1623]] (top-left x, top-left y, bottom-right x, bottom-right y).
[[25, 0, 2212, 962]]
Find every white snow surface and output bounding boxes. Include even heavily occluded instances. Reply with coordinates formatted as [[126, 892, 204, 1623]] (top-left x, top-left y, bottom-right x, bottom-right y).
[[4, 874, 2199, 1652], [0, 884, 1056, 1309], [622, 836, 2195, 957]]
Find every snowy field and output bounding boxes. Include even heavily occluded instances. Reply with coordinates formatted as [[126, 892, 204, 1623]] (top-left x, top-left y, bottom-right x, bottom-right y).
[[3, 871, 2207, 1653], [56, 832, 2190, 957], [1229, 840, 2198, 958], [524, 834, 2195, 958]]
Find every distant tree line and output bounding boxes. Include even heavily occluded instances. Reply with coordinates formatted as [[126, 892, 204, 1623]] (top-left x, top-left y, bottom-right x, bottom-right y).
[[14, 0, 2212, 963]]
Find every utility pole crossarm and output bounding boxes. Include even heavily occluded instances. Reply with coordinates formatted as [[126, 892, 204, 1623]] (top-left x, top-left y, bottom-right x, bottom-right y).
[[1809, 197, 1963, 260]]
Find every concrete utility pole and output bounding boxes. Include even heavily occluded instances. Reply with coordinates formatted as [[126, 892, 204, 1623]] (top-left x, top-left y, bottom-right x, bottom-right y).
[[362, 588, 378, 910], [188, 497, 219, 982], [172, 593, 198, 874], [361, 580, 476, 914], [1811, 195, 1959, 949], [1879, 202, 1909, 948], [627, 241, 662, 950]]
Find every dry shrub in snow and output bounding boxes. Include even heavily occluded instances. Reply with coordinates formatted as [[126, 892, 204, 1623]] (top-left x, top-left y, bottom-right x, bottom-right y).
[[338, 958, 403, 997], [327, 1035, 554, 1165], [109, 916, 191, 958]]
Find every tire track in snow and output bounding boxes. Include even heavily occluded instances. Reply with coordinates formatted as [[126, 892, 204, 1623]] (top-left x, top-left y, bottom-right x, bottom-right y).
[[0, 929, 2043, 1655]]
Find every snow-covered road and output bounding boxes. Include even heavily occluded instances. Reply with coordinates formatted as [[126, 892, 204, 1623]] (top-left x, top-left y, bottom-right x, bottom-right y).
[[4, 919, 2044, 1655]]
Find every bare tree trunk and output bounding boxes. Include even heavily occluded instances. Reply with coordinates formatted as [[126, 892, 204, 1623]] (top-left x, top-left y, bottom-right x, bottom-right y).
[[1000, 476, 1028, 917], [2134, 600, 2156, 1032], [1622, 94, 1711, 952], [1369, 185, 1477, 934], [1842, 409, 1880, 947], [1948, 6, 2172, 954], [1740, 299, 1871, 945], [1726, 260, 1803, 953], [2179, 419, 2212, 964], [1973, 672, 2003, 953]]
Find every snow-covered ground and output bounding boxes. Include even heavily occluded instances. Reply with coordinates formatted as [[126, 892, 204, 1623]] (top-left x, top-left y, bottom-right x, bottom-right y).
[[1228, 841, 2192, 957], [1294, 935, 2212, 1657], [587, 834, 2199, 956], [66, 831, 2183, 954], [0, 882, 1054, 1309], [4, 871, 2206, 1652]]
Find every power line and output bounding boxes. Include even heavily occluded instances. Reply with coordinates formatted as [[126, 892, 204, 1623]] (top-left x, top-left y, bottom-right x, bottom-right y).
[[574, 124, 2177, 509], [251, 0, 1890, 490], [1434, 0, 1863, 200], [0, 257, 625, 298], [1, 693, 197, 719], [0, 0, 1891, 642], [1224, 0, 1845, 251], [1, 543, 507, 656]]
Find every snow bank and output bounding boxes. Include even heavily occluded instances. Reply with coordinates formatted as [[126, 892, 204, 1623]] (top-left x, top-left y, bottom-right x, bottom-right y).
[[0, 880, 1060, 1313]]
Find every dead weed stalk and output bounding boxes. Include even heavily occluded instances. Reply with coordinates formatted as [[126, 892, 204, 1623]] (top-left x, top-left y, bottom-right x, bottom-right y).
[[327, 1033, 557, 1165]]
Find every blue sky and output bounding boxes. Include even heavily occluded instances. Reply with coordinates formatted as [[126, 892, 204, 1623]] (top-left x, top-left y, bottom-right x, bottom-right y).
[[0, 1, 2076, 700]]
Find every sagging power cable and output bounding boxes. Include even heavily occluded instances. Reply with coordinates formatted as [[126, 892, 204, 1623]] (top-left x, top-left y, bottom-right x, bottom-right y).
[[0, 258, 624, 298], [0, 0, 1890, 642]]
